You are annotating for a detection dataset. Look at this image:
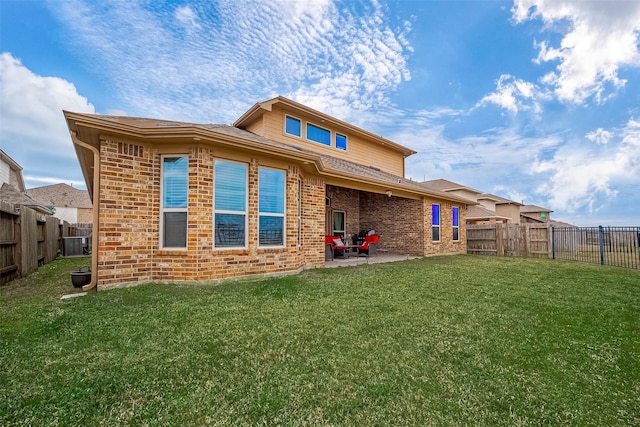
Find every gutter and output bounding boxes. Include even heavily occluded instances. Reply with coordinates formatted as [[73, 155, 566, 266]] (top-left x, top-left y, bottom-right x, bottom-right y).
[[70, 131, 100, 292]]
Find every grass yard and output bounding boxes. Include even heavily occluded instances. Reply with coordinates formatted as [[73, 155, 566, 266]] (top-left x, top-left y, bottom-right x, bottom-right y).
[[1, 255, 639, 426]]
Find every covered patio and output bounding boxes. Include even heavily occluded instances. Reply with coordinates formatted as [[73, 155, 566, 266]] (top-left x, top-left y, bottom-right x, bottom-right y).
[[324, 184, 426, 258]]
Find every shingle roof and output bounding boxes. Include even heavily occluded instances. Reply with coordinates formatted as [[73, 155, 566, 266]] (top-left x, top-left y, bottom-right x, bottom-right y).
[[478, 193, 522, 205], [420, 179, 483, 195], [0, 183, 52, 214], [521, 204, 553, 213], [466, 205, 511, 220], [27, 183, 92, 208]]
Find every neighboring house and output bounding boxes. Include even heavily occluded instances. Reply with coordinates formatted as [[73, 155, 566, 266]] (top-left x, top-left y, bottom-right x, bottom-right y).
[[0, 149, 26, 192], [65, 96, 475, 289], [0, 150, 51, 215], [27, 183, 93, 224], [521, 204, 553, 223], [421, 180, 523, 224], [478, 193, 523, 224], [421, 179, 483, 202], [466, 205, 511, 224]]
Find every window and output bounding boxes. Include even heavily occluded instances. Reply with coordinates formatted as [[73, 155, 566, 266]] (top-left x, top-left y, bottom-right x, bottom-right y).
[[306, 123, 331, 146], [432, 204, 440, 242], [333, 210, 345, 237], [452, 207, 460, 241], [285, 115, 301, 137], [161, 156, 188, 248], [259, 167, 285, 246], [335, 133, 347, 151], [214, 160, 247, 248]]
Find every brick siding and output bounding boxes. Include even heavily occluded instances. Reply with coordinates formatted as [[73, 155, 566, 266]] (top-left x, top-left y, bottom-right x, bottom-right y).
[[96, 139, 325, 289]]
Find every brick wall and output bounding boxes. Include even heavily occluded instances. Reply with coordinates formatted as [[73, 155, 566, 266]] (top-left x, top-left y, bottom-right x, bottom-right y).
[[326, 186, 360, 236], [76, 208, 93, 224], [96, 139, 326, 289], [360, 193, 425, 256], [330, 187, 468, 256], [422, 199, 467, 255]]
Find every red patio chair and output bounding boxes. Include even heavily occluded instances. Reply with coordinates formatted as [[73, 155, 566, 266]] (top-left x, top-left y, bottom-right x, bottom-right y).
[[325, 235, 349, 259], [357, 235, 379, 257]]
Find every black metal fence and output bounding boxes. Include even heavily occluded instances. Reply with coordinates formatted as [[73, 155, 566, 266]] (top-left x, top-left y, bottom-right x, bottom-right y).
[[552, 226, 640, 270]]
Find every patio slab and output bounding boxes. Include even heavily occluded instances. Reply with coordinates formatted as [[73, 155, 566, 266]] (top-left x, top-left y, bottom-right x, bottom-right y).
[[325, 253, 419, 268]]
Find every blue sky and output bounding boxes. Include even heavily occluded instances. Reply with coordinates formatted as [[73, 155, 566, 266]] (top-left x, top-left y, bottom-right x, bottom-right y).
[[1, 0, 639, 226]]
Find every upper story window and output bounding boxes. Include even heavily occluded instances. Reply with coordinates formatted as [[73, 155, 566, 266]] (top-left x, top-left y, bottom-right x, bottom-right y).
[[258, 167, 285, 247], [306, 123, 331, 146], [432, 203, 441, 242], [335, 133, 347, 151], [452, 206, 460, 241], [285, 115, 301, 137], [214, 159, 248, 248], [161, 155, 188, 249]]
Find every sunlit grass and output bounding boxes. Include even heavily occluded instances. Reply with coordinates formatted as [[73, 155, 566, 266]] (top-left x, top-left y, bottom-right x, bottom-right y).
[[1, 255, 639, 425]]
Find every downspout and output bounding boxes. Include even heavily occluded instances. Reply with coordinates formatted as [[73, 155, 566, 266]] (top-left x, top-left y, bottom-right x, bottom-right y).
[[70, 131, 100, 291]]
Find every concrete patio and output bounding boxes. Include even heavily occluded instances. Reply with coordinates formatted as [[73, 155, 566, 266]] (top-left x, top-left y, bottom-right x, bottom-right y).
[[325, 252, 419, 268]]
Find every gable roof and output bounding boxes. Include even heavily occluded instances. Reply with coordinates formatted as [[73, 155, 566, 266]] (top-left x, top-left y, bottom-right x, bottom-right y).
[[478, 193, 523, 206], [0, 149, 26, 192], [64, 112, 475, 206], [233, 96, 417, 158], [0, 183, 52, 215], [466, 205, 511, 221], [27, 183, 92, 209], [420, 179, 483, 196], [521, 204, 553, 213]]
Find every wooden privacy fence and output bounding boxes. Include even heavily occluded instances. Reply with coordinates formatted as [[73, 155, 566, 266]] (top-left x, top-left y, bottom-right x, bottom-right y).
[[0, 200, 60, 285], [467, 223, 551, 258]]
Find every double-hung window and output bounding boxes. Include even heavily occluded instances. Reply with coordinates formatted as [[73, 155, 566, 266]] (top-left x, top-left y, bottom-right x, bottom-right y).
[[214, 160, 247, 248], [161, 155, 188, 248], [285, 115, 301, 137], [259, 167, 285, 246], [432, 203, 441, 242], [452, 207, 460, 241]]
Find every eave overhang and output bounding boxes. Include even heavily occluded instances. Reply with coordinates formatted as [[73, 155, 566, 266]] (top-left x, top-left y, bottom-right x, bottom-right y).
[[64, 111, 475, 207]]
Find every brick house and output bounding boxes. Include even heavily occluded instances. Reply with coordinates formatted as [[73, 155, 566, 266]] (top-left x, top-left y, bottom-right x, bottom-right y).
[[64, 96, 474, 290]]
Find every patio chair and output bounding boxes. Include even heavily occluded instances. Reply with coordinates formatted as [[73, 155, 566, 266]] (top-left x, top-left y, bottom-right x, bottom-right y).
[[325, 235, 349, 259], [357, 234, 379, 257]]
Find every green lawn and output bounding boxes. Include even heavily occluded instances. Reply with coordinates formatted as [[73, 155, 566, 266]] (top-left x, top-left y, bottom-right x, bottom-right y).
[[1, 255, 639, 426]]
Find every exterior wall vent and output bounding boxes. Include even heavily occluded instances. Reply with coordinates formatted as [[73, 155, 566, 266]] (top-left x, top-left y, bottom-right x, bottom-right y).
[[118, 142, 144, 157]]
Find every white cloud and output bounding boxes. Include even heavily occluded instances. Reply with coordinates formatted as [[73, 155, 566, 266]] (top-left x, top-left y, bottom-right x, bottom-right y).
[[174, 5, 201, 30], [0, 53, 95, 187], [0, 52, 95, 158], [532, 117, 640, 212], [512, 0, 640, 105], [385, 108, 562, 194], [585, 128, 613, 145], [50, 0, 412, 123], [477, 74, 545, 114]]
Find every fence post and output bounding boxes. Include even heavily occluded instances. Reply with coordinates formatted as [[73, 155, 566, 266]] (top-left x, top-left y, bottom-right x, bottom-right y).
[[551, 226, 555, 259], [598, 225, 605, 265], [496, 223, 504, 257]]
